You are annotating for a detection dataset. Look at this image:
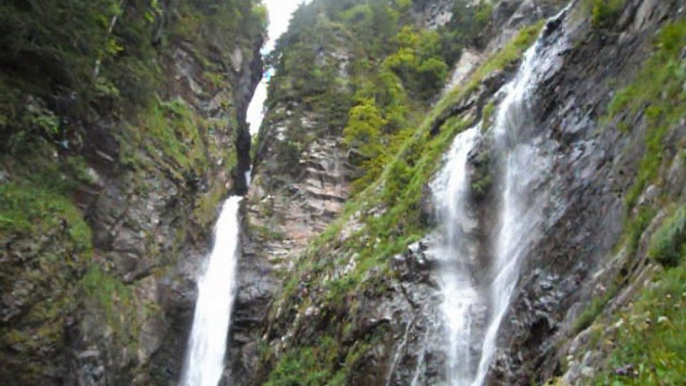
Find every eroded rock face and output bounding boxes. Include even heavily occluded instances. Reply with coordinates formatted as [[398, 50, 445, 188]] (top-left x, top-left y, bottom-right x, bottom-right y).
[[77, 36, 263, 385], [0, 15, 263, 385], [228, 133, 352, 385]]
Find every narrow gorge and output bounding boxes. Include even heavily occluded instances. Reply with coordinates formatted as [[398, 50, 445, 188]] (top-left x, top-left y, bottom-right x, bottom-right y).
[[1, 1, 685, 386]]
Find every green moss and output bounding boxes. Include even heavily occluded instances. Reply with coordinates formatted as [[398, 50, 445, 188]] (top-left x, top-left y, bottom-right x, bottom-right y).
[[80, 267, 138, 345], [0, 161, 92, 252], [131, 98, 209, 173]]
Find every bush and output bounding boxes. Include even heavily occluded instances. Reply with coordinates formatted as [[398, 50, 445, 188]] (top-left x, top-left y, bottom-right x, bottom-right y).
[[649, 207, 686, 267], [584, 0, 626, 29]]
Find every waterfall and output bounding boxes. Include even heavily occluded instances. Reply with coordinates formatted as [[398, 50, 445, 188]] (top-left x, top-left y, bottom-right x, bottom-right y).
[[181, 197, 243, 386], [431, 127, 483, 385], [432, 6, 569, 386]]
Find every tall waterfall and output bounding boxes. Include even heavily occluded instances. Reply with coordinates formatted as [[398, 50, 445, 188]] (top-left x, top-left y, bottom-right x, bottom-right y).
[[433, 7, 568, 386], [182, 196, 243, 386]]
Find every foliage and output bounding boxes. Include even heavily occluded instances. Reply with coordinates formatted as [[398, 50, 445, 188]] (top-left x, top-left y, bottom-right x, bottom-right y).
[[591, 259, 686, 385], [343, 99, 387, 161], [437, 0, 494, 66], [264, 336, 341, 386], [383, 26, 449, 100], [584, 0, 627, 29], [262, 0, 469, 182], [649, 207, 686, 267]]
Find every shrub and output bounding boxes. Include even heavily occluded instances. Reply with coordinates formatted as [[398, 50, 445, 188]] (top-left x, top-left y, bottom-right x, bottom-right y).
[[649, 207, 686, 267], [584, 0, 627, 29]]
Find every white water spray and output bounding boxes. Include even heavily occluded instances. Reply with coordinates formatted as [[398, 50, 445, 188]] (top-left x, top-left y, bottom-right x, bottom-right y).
[[182, 197, 243, 386], [471, 34, 554, 386], [431, 127, 483, 385]]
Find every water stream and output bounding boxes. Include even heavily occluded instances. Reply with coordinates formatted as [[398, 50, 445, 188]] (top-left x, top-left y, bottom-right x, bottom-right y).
[[181, 3, 306, 385], [432, 7, 569, 385], [181, 197, 243, 386], [431, 126, 484, 385]]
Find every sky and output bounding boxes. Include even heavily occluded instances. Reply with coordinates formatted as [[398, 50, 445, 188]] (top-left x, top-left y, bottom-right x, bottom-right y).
[[246, 0, 308, 134]]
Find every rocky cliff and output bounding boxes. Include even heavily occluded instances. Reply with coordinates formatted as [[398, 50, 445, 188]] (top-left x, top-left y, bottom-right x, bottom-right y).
[[2, 0, 685, 386], [240, 0, 685, 385], [0, 1, 265, 385]]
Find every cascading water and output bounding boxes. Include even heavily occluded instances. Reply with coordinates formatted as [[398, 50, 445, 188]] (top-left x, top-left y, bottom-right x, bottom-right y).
[[432, 6, 569, 386], [431, 127, 483, 385], [180, 2, 307, 384], [181, 197, 243, 386]]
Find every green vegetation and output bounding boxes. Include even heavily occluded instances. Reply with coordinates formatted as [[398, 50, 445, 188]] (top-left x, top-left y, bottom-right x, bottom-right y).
[[605, 17, 686, 216], [648, 207, 686, 267], [583, 0, 627, 29], [433, 20, 544, 122], [0, 147, 93, 251], [264, 336, 342, 386], [572, 285, 620, 334], [1, 0, 265, 381], [592, 259, 686, 385], [569, 18, 686, 385], [618, 24, 685, 210], [263, 10, 548, 383], [80, 268, 138, 344], [281, 10, 544, 320], [261, 0, 500, 187]]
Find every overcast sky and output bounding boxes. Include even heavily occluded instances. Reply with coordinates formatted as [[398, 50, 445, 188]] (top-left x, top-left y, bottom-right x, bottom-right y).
[[262, 0, 307, 52], [247, 0, 308, 134]]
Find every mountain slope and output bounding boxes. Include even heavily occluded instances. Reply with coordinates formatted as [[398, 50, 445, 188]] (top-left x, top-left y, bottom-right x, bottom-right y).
[[243, 0, 685, 385]]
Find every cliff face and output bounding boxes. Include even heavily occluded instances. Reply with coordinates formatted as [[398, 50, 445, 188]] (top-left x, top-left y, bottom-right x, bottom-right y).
[[2, 1, 685, 386], [241, 0, 686, 385], [0, 1, 265, 385]]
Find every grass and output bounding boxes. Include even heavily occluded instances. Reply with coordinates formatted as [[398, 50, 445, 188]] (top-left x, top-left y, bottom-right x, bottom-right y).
[[265, 336, 340, 386], [606, 18, 686, 210], [573, 284, 620, 334], [80, 267, 139, 346], [571, 17, 686, 385], [591, 259, 686, 385]]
